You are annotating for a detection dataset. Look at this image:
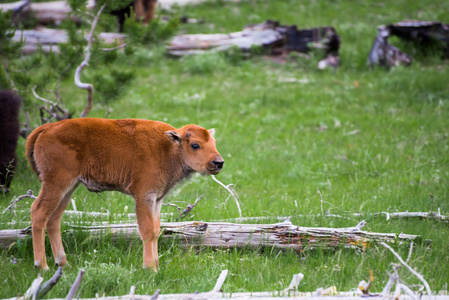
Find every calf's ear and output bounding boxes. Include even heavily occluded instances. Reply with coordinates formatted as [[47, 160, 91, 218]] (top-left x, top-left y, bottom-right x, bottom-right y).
[[165, 130, 181, 143], [208, 128, 215, 138]]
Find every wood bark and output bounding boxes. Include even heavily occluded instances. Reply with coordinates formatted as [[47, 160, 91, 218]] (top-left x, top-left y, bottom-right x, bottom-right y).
[[5, 291, 448, 300], [12, 28, 126, 54], [0, 220, 419, 250], [167, 20, 340, 60], [0, 0, 95, 25]]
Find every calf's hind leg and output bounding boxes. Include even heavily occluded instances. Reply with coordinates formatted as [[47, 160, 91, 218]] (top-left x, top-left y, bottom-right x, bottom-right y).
[[31, 179, 75, 270], [46, 182, 79, 267]]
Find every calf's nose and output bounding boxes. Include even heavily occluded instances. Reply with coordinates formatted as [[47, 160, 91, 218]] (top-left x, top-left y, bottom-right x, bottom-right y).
[[213, 160, 224, 170]]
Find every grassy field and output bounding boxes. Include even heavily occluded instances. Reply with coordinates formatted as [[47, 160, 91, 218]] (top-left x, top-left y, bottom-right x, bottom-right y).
[[1, 0, 449, 298]]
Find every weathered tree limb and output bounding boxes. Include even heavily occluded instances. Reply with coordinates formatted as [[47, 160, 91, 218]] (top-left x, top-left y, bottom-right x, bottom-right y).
[[381, 242, 432, 299], [8, 269, 447, 300], [66, 269, 85, 300], [32, 86, 70, 124], [0, 220, 420, 250], [368, 25, 412, 69], [162, 195, 203, 220], [211, 269, 228, 293], [167, 20, 340, 70], [214, 209, 449, 223], [75, 3, 105, 118], [212, 175, 242, 218], [36, 267, 64, 299], [23, 273, 43, 300], [8, 293, 449, 300], [2, 190, 36, 213], [0, 0, 95, 25], [12, 28, 126, 54]]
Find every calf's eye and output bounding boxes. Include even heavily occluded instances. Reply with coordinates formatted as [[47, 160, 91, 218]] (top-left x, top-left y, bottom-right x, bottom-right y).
[[191, 143, 200, 150]]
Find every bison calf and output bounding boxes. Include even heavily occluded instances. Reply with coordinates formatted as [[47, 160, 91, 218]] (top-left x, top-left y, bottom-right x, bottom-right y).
[[26, 118, 224, 270], [0, 90, 22, 193]]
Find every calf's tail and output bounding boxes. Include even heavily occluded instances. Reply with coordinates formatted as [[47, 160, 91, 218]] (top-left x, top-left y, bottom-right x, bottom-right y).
[[25, 125, 49, 180]]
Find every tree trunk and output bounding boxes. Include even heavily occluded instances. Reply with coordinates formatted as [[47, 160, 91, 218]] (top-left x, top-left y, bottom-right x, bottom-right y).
[[12, 28, 126, 54], [0, 220, 420, 250], [0, 0, 95, 25]]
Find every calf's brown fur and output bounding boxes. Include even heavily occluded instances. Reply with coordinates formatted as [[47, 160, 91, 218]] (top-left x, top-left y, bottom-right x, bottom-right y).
[[26, 118, 223, 270]]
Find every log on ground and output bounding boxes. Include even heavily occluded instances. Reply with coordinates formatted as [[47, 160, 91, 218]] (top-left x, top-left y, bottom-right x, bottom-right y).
[[0, 0, 95, 25], [0, 220, 420, 250], [167, 20, 340, 68], [12, 28, 126, 54]]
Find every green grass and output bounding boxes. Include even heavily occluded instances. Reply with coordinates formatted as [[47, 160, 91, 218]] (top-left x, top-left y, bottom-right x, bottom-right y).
[[2, 0, 449, 298]]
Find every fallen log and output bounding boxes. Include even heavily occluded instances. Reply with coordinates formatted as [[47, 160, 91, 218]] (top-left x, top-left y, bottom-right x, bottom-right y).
[[368, 25, 412, 69], [368, 20, 449, 68], [7, 268, 448, 300], [167, 20, 340, 70], [387, 20, 449, 58], [12, 28, 126, 54], [0, 0, 95, 25], [0, 220, 420, 250]]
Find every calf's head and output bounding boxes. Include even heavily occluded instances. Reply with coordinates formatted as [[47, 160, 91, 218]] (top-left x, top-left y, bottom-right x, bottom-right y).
[[165, 124, 224, 175]]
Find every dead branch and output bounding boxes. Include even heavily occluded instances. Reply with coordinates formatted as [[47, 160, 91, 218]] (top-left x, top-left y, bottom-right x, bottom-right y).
[[213, 208, 449, 223], [101, 43, 129, 52], [20, 111, 32, 139], [75, 3, 106, 118], [3, 190, 36, 213], [9, 265, 449, 300], [167, 21, 340, 69], [358, 270, 374, 295], [282, 273, 304, 293], [32, 86, 70, 123], [317, 188, 324, 215], [11, 28, 126, 54], [66, 269, 85, 300], [211, 269, 228, 293], [212, 175, 242, 218], [0, 0, 95, 25], [36, 267, 64, 299], [163, 195, 203, 220], [381, 242, 432, 299], [368, 25, 412, 69], [23, 274, 43, 300], [0, 219, 420, 252], [150, 290, 160, 300]]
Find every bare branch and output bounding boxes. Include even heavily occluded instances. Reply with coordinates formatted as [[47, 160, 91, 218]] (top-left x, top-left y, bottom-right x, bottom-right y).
[[128, 286, 136, 296], [23, 273, 43, 300], [317, 188, 324, 215], [101, 43, 129, 52], [65, 269, 85, 300], [32, 85, 59, 107], [163, 195, 203, 221], [406, 241, 414, 263], [3, 190, 36, 213], [36, 267, 64, 299], [381, 242, 432, 299], [210, 269, 228, 293], [282, 273, 304, 293], [75, 3, 106, 118], [150, 289, 160, 300], [211, 175, 242, 218], [358, 270, 374, 295]]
